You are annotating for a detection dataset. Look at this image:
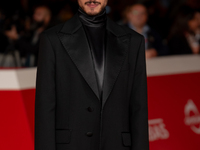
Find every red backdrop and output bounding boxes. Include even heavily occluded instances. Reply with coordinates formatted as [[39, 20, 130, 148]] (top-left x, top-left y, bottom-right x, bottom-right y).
[[148, 72, 200, 150], [0, 72, 200, 150]]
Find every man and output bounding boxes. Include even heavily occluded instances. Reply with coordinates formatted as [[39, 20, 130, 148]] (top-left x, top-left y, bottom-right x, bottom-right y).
[[35, 0, 149, 150], [124, 3, 169, 59]]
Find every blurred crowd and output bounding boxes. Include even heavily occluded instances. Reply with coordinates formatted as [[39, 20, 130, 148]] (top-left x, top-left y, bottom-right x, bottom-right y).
[[0, 0, 200, 67]]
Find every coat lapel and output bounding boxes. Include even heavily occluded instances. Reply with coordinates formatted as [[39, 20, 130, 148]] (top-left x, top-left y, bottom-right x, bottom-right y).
[[57, 12, 131, 108], [102, 17, 131, 109], [57, 13, 100, 100]]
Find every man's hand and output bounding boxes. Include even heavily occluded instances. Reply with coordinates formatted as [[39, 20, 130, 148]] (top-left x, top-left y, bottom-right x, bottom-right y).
[[145, 48, 157, 59], [4, 25, 19, 40]]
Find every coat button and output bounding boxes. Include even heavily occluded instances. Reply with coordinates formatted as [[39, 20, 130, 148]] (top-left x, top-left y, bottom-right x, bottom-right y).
[[87, 107, 94, 112], [86, 132, 93, 137]]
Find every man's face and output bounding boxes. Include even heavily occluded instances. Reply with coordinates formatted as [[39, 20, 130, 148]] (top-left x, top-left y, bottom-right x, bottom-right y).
[[128, 4, 148, 28], [33, 7, 46, 23], [78, 0, 108, 15]]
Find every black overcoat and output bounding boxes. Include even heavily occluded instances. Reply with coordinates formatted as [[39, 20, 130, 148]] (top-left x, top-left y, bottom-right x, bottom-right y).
[[35, 12, 149, 150]]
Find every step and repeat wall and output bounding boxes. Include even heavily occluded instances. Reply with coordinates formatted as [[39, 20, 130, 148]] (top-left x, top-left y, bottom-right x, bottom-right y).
[[0, 54, 200, 150], [146, 55, 200, 150]]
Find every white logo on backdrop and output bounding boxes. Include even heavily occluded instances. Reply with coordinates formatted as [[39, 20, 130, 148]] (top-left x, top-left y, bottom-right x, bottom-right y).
[[184, 99, 200, 134], [148, 118, 169, 141]]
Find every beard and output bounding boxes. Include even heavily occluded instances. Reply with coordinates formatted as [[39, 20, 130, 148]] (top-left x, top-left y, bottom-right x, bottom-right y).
[[80, 1, 106, 16]]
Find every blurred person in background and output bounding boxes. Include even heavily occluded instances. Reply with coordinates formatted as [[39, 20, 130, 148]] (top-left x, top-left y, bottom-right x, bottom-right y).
[[168, 7, 200, 55], [123, 3, 169, 59], [0, 33, 9, 54], [4, 5, 52, 67], [0, 8, 27, 66], [196, 10, 200, 26], [195, 10, 200, 48], [0, 8, 5, 31], [0, 9, 9, 54]]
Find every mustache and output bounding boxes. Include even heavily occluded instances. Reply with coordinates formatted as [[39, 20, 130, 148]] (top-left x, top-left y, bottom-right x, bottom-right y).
[[85, 1, 101, 4]]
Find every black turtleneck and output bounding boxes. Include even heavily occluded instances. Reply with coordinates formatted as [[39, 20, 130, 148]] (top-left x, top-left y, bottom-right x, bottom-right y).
[[78, 6, 107, 101]]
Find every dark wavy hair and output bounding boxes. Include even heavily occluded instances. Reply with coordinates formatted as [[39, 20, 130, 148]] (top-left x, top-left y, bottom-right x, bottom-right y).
[[168, 6, 198, 39]]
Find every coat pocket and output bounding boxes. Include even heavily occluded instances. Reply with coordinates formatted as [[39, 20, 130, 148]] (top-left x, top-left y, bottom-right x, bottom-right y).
[[56, 129, 72, 144], [121, 132, 131, 147]]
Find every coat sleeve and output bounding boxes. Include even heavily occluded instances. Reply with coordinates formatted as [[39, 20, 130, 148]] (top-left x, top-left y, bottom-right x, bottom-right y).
[[35, 32, 56, 150], [130, 35, 149, 150]]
